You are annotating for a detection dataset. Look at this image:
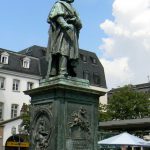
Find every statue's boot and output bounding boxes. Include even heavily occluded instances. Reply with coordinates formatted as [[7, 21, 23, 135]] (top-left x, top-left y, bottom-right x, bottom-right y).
[[59, 55, 68, 76]]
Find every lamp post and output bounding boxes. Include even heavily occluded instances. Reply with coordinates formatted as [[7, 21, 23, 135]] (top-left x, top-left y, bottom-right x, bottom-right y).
[[11, 126, 16, 141], [18, 125, 22, 150], [11, 126, 23, 150]]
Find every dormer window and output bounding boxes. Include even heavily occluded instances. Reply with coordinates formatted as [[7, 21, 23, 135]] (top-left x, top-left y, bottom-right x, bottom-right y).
[[1, 52, 9, 64], [83, 70, 90, 80], [90, 57, 97, 64], [93, 72, 100, 85], [23, 57, 30, 68], [80, 54, 87, 62]]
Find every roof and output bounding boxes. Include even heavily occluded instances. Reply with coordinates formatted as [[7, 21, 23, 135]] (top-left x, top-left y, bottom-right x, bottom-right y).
[[99, 118, 150, 131], [135, 82, 150, 91], [0, 45, 107, 88], [18, 45, 46, 58], [21, 46, 107, 88], [0, 48, 41, 76], [0, 116, 21, 126], [77, 49, 106, 88], [109, 82, 150, 94]]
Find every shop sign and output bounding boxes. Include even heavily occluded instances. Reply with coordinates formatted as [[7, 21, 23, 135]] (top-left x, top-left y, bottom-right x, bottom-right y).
[[6, 142, 29, 147]]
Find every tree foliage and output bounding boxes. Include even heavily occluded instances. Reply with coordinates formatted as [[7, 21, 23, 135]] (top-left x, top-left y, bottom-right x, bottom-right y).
[[20, 103, 30, 134], [99, 85, 150, 121], [99, 103, 111, 121]]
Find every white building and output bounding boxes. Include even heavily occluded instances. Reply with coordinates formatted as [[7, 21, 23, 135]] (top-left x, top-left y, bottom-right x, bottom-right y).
[[0, 48, 42, 149]]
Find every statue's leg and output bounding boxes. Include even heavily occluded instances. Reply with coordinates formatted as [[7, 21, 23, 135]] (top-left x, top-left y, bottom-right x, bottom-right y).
[[67, 59, 77, 77], [50, 55, 57, 76], [59, 55, 68, 76], [46, 54, 52, 79]]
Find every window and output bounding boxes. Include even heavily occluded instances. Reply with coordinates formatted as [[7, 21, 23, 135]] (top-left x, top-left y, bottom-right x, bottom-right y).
[[0, 103, 4, 120], [27, 82, 34, 90], [93, 73, 100, 85], [1, 52, 9, 64], [0, 77, 5, 89], [23, 57, 30, 68], [83, 71, 90, 80], [80, 54, 87, 62], [11, 104, 18, 118], [1, 56, 7, 63], [12, 79, 20, 91], [23, 61, 29, 68], [90, 57, 97, 64]]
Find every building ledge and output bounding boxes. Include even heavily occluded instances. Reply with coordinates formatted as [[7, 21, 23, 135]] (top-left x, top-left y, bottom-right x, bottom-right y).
[[0, 116, 21, 126], [99, 118, 150, 130]]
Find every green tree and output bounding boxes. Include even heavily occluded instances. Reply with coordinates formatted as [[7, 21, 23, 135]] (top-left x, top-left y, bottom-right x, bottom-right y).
[[99, 103, 112, 121], [107, 85, 150, 120], [20, 103, 30, 134]]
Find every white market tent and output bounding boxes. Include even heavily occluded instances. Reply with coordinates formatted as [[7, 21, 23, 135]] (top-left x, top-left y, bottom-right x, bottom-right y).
[[98, 132, 150, 150]]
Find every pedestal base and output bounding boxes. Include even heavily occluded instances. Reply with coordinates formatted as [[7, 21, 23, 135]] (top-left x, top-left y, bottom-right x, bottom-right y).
[[25, 76, 106, 150]]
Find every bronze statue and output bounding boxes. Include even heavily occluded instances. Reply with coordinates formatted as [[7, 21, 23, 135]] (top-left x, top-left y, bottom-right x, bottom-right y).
[[46, 0, 82, 77]]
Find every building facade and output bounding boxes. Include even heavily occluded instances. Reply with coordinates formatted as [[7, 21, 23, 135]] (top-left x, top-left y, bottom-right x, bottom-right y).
[[108, 82, 150, 103], [0, 47, 42, 149]]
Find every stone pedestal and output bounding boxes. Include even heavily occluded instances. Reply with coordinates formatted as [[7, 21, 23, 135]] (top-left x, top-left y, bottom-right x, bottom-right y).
[[25, 76, 106, 150]]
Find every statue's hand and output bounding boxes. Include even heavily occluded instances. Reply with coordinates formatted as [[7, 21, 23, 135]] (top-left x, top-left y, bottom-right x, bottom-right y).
[[67, 17, 76, 23], [65, 24, 74, 31], [70, 17, 76, 21]]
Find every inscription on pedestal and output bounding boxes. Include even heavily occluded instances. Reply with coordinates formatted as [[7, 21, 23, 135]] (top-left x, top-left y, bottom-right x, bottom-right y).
[[66, 139, 92, 150], [72, 139, 91, 150]]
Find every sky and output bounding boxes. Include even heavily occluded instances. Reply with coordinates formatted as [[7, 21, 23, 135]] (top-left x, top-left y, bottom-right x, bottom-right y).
[[0, 0, 113, 52], [0, 0, 150, 89], [100, 0, 150, 88]]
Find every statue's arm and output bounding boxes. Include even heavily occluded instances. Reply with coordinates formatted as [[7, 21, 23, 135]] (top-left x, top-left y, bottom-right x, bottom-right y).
[[74, 12, 82, 30], [47, 13, 51, 23], [56, 16, 74, 30], [47, 2, 65, 24]]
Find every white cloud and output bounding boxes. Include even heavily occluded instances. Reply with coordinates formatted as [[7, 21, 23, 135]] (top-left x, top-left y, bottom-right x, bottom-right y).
[[100, 57, 133, 88], [100, 0, 150, 88]]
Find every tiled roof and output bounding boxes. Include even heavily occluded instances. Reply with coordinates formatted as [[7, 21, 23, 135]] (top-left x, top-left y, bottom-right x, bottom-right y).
[[0, 48, 41, 76], [99, 118, 150, 130], [0, 45, 107, 88]]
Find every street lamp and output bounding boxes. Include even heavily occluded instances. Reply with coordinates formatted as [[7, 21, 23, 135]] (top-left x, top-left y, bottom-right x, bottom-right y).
[[11, 126, 16, 141], [18, 125, 22, 150], [11, 126, 22, 150], [11, 126, 16, 135]]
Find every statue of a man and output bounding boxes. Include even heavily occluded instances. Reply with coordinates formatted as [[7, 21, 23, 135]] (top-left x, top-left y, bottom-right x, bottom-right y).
[[46, 0, 82, 77]]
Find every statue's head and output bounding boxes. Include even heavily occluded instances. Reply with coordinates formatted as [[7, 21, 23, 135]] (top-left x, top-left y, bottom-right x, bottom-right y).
[[61, 0, 74, 3]]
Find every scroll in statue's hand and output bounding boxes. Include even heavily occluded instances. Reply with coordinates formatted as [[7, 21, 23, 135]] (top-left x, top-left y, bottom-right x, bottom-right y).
[[65, 24, 74, 31], [67, 17, 76, 23]]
